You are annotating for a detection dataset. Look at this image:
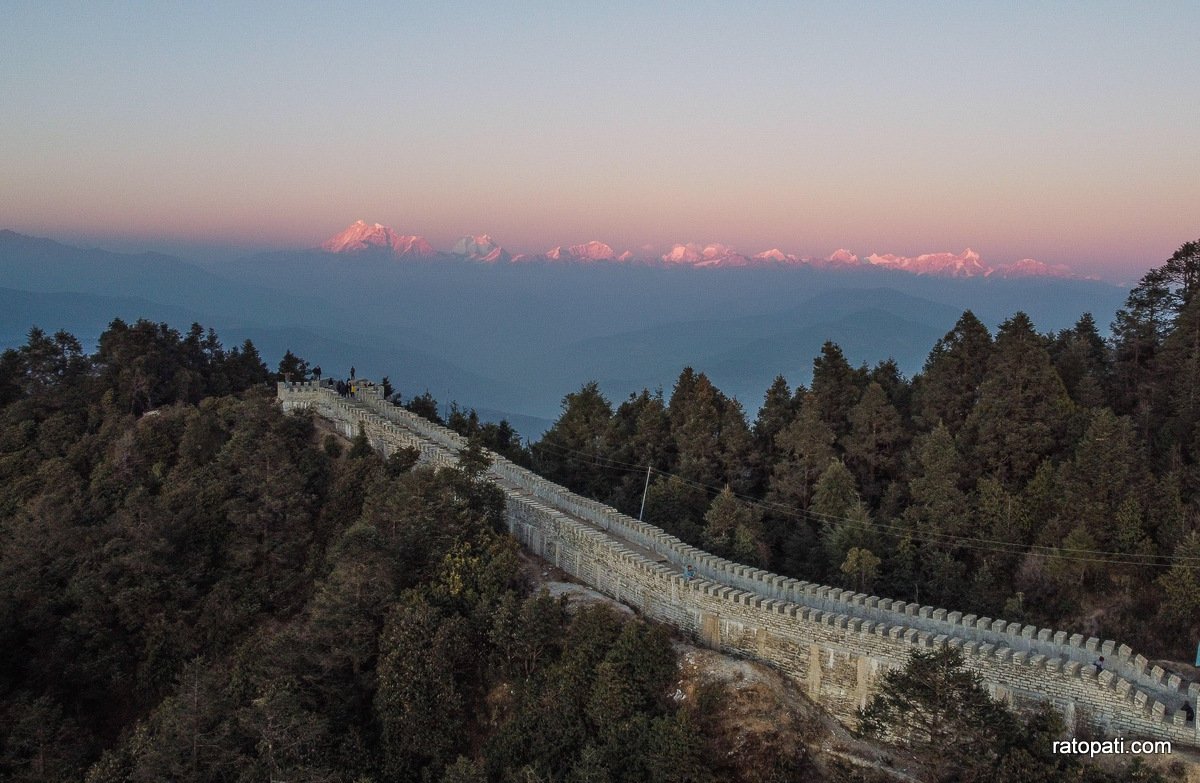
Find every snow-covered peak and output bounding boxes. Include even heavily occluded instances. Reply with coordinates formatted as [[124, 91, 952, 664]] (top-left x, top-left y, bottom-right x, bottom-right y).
[[662, 243, 704, 264], [865, 248, 989, 277], [988, 258, 1076, 279], [754, 248, 804, 264], [321, 220, 436, 258], [825, 248, 860, 266], [452, 234, 509, 263], [546, 240, 616, 262]]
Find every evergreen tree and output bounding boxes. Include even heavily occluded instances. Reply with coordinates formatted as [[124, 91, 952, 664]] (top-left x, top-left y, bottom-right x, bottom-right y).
[[913, 311, 992, 433], [767, 393, 835, 511], [809, 342, 862, 439], [702, 487, 766, 566], [842, 381, 906, 501], [961, 312, 1073, 488], [534, 381, 614, 497]]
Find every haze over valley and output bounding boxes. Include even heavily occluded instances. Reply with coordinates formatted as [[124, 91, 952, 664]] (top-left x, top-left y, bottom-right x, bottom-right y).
[[1, 225, 1127, 435]]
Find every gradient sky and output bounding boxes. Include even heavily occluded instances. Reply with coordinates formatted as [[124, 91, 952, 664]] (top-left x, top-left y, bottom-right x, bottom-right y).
[[2, 1, 1198, 280]]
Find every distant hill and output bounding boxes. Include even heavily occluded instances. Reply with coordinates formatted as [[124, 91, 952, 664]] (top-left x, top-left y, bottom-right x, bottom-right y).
[[2, 230, 1130, 432]]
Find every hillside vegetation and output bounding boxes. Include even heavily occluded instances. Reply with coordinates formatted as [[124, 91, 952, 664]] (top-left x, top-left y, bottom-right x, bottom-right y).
[[517, 242, 1200, 662]]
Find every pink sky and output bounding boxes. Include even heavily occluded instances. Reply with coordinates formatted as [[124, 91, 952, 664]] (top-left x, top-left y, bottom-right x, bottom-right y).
[[3, 4, 1197, 283]]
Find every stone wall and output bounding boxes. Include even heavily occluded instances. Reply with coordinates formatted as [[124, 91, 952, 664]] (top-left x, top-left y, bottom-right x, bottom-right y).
[[279, 381, 1199, 747]]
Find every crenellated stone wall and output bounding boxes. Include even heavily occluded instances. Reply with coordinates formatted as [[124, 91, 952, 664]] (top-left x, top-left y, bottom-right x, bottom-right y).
[[279, 380, 1199, 747]]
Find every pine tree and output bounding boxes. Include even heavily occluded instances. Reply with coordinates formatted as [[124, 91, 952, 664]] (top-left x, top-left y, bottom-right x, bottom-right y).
[[810, 342, 862, 439], [961, 313, 1073, 488], [702, 487, 766, 566], [913, 311, 992, 433], [842, 381, 906, 500], [767, 393, 835, 511], [534, 382, 614, 497]]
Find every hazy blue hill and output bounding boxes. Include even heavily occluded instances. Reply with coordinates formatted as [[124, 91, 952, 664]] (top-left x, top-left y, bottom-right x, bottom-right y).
[[0, 286, 207, 347], [702, 308, 947, 404], [2, 230, 1133, 433], [0, 230, 323, 326], [546, 293, 954, 407]]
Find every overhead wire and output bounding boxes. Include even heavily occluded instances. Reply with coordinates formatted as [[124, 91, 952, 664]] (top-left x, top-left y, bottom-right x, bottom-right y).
[[526, 437, 1200, 569]]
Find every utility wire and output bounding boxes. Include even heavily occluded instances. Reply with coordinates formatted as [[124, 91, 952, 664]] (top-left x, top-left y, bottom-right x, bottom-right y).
[[527, 438, 1200, 569]]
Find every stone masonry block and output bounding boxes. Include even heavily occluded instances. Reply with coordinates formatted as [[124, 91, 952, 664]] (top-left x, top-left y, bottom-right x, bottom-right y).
[[1053, 631, 1068, 645], [933, 609, 947, 621], [978, 618, 993, 630], [1069, 634, 1084, 647], [1085, 637, 1100, 652], [1150, 665, 1165, 684], [919, 606, 933, 618], [1101, 640, 1116, 656], [1168, 674, 1182, 690], [1029, 654, 1046, 669], [1020, 625, 1036, 639], [948, 611, 962, 624], [1064, 661, 1082, 676], [1133, 653, 1149, 673], [1117, 644, 1133, 660]]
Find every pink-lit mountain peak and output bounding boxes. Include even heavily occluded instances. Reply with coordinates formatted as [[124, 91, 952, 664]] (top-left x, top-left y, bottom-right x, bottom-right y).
[[452, 234, 510, 263], [546, 240, 615, 261], [988, 257, 1076, 279], [865, 247, 988, 277], [321, 220, 435, 258]]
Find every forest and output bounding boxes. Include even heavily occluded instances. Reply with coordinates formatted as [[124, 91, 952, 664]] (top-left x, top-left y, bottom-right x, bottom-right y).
[[0, 242, 1195, 782], [0, 320, 871, 782], [493, 242, 1200, 662]]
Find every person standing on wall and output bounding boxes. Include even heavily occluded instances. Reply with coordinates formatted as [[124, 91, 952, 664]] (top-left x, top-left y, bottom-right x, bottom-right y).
[[350, 366, 356, 380]]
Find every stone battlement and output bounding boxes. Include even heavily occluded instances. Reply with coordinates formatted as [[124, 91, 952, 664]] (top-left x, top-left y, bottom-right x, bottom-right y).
[[278, 381, 1199, 746]]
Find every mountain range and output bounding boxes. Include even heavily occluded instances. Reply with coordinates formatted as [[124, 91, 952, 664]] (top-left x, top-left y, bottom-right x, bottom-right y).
[[1, 228, 1127, 437], [320, 220, 1080, 279]]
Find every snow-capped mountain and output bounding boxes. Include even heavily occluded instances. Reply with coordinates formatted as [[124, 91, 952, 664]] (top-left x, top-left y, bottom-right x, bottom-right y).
[[865, 248, 989, 277], [452, 234, 509, 263], [321, 220, 435, 258], [824, 249, 861, 267], [545, 240, 616, 262], [318, 222, 1075, 278], [988, 258, 1076, 279]]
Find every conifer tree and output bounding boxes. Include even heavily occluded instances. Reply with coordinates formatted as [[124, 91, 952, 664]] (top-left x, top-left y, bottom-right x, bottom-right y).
[[842, 381, 906, 500], [913, 311, 992, 433], [810, 341, 861, 439], [961, 312, 1073, 488]]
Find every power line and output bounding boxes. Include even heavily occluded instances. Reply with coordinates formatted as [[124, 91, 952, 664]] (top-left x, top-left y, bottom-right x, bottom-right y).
[[525, 437, 1200, 569]]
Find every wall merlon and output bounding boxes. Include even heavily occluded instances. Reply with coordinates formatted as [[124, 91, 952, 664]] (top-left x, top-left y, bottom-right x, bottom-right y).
[[1064, 661, 1082, 677], [933, 608, 947, 622], [976, 617, 991, 631], [992, 619, 1009, 633], [1053, 631, 1068, 645], [1150, 665, 1166, 684], [948, 611, 962, 624], [1069, 633, 1084, 647], [1134, 654, 1149, 674], [918, 606, 932, 618], [1029, 654, 1046, 670], [1118, 644, 1133, 660]]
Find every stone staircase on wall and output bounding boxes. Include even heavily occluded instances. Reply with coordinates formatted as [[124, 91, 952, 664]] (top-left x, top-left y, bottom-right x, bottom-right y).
[[278, 380, 1199, 747]]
